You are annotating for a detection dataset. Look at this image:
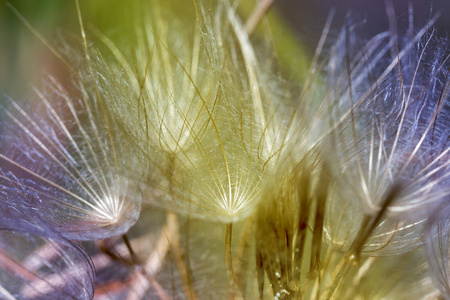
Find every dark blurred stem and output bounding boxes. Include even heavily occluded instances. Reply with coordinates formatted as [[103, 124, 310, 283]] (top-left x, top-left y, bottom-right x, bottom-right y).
[[122, 234, 138, 264], [245, 0, 274, 36], [256, 249, 265, 300]]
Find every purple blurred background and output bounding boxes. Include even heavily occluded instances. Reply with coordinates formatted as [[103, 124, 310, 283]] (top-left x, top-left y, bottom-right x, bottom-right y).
[[275, 0, 450, 50]]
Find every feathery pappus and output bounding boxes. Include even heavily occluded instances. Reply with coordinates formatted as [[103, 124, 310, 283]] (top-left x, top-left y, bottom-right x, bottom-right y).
[[325, 18, 450, 255], [0, 0, 449, 299], [93, 0, 295, 223], [0, 71, 142, 241]]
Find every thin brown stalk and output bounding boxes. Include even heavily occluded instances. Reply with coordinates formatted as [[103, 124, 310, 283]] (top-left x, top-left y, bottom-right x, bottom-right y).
[[225, 223, 244, 300], [233, 217, 254, 293], [167, 213, 198, 300], [245, 0, 275, 36]]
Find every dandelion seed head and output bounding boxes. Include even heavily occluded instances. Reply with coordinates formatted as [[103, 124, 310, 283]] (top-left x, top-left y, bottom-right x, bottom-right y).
[[3, 1, 450, 299]]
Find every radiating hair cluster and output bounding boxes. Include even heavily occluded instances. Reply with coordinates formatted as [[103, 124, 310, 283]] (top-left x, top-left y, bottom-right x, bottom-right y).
[[0, 0, 449, 299]]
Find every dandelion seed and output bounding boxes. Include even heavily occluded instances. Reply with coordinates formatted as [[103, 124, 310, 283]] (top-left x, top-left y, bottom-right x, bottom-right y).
[[0, 73, 142, 240], [95, 0, 290, 222], [255, 155, 439, 299], [325, 20, 450, 255]]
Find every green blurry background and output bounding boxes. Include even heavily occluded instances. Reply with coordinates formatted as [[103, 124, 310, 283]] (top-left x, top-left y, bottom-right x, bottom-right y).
[[0, 0, 311, 100], [0, 0, 132, 99]]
